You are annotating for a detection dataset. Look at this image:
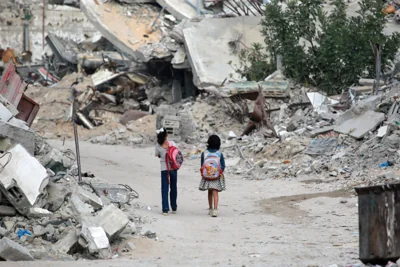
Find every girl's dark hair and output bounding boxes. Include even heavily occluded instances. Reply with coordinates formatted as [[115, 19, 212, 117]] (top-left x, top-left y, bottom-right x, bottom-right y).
[[157, 128, 168, 145], [207, 134, 221, 150]]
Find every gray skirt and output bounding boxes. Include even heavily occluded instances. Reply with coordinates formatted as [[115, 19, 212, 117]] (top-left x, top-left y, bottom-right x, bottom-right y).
[[199, 175, 226, 192]]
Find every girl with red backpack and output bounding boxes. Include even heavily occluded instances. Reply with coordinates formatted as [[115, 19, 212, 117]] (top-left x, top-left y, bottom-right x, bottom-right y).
[[199, 135, 226, 217], [155, 128, 183, 216]]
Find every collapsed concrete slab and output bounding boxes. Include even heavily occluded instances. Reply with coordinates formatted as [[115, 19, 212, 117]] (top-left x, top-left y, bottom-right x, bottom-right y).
[[335, 110, 385, 139], [0, 144, 49, 215], [183, 17, 263, 88], [0, 120, 35, 155], [93, 205, 129, 241], [80, 0, 170, 62], [0, 237, 34, 261]]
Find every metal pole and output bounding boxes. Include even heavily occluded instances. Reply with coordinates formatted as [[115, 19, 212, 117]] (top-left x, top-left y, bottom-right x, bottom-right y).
[[375, 44, 381, 95], [42, 0, 45, 48], [71, 82, 82, 183], [23, 22, 29, 52], [73, 120, 82, 183]]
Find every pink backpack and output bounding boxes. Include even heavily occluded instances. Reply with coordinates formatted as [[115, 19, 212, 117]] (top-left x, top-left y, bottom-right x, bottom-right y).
[[166, 141, 184, 171]]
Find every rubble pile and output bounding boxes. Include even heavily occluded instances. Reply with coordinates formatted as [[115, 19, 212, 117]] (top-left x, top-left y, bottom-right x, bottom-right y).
[[0, 77, 154, 261], [177, 74, 400, 192], [0, 137, 152, 261]]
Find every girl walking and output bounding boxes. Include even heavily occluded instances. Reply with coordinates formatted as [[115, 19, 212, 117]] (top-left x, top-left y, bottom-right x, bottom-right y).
[[155, 128, 178, 215], [199, 135, 226, 217]]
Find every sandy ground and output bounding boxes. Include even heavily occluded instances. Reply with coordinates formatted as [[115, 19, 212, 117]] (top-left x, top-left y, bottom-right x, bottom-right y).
[[2, 140, 361, 267]]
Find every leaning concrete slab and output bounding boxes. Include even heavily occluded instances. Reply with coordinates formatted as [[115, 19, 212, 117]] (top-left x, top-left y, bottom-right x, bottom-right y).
[[93, 205, 129, 241], [80, 0, 170, 62], [0, 144, 49, 215], [0, 237, 34, 261], [335, 110, 385, 139], [183, 17, 264, 89], [0, 120, 35, 155]]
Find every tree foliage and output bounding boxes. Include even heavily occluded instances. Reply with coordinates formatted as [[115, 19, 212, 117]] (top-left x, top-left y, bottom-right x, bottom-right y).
[[236, 0, 400, 95]]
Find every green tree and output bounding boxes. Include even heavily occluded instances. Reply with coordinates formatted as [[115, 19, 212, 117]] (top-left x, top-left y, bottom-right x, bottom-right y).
[[237, 0, 400, 95]]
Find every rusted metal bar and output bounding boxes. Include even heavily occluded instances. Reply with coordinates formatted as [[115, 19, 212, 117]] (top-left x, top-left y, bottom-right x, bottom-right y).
[[224, 0, 240, 15], [248, 0, 263, 15], [240, 0, 257, 16], [231, 0, 248, 15]]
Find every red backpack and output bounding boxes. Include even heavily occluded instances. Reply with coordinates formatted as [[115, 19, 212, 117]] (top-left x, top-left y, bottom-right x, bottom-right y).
[[165, 141, 184, 171]]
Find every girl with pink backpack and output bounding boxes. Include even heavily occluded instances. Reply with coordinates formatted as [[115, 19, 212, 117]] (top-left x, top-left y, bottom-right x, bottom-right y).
[[155, 128, 183, 215], [199, 135, 226, 217]]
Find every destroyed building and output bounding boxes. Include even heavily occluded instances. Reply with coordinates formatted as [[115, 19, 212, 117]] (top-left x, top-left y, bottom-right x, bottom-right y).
[[3, 0, 400, 265]]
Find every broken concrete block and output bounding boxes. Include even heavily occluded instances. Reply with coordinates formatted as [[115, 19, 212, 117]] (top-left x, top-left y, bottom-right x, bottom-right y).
[[68, 194, 94, 222], [0, 120, 35, 154], [77, 187, 103, 210], [0, 237, 34, 261], [3, 221, 15, 231], [335, 110, 385, 139], [94, 205, 129, 241], [0, 205, 16, 216], [0, 227, 7, 237], [41, 148, 75, 173], [53, 227, 79, 254], [28, 208, 52, 219], [33, 225, 45, 236], [377, 125, 389, 138], [0, 144, 49, 215], [80, 225, 111, 259], [0, 103, 14, 122], [46, 181, 70, 212]]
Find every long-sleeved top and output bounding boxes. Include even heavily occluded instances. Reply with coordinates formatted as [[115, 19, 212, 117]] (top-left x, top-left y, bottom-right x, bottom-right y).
[[201, 149, 225, 172]]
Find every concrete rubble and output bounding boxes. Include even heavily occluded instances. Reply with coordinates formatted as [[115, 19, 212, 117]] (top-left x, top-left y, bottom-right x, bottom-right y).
[[0, 69, 151, 261]]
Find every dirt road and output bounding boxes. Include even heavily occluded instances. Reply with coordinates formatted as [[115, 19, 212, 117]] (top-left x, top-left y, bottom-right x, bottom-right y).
[[3, 141, 360, 267]]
